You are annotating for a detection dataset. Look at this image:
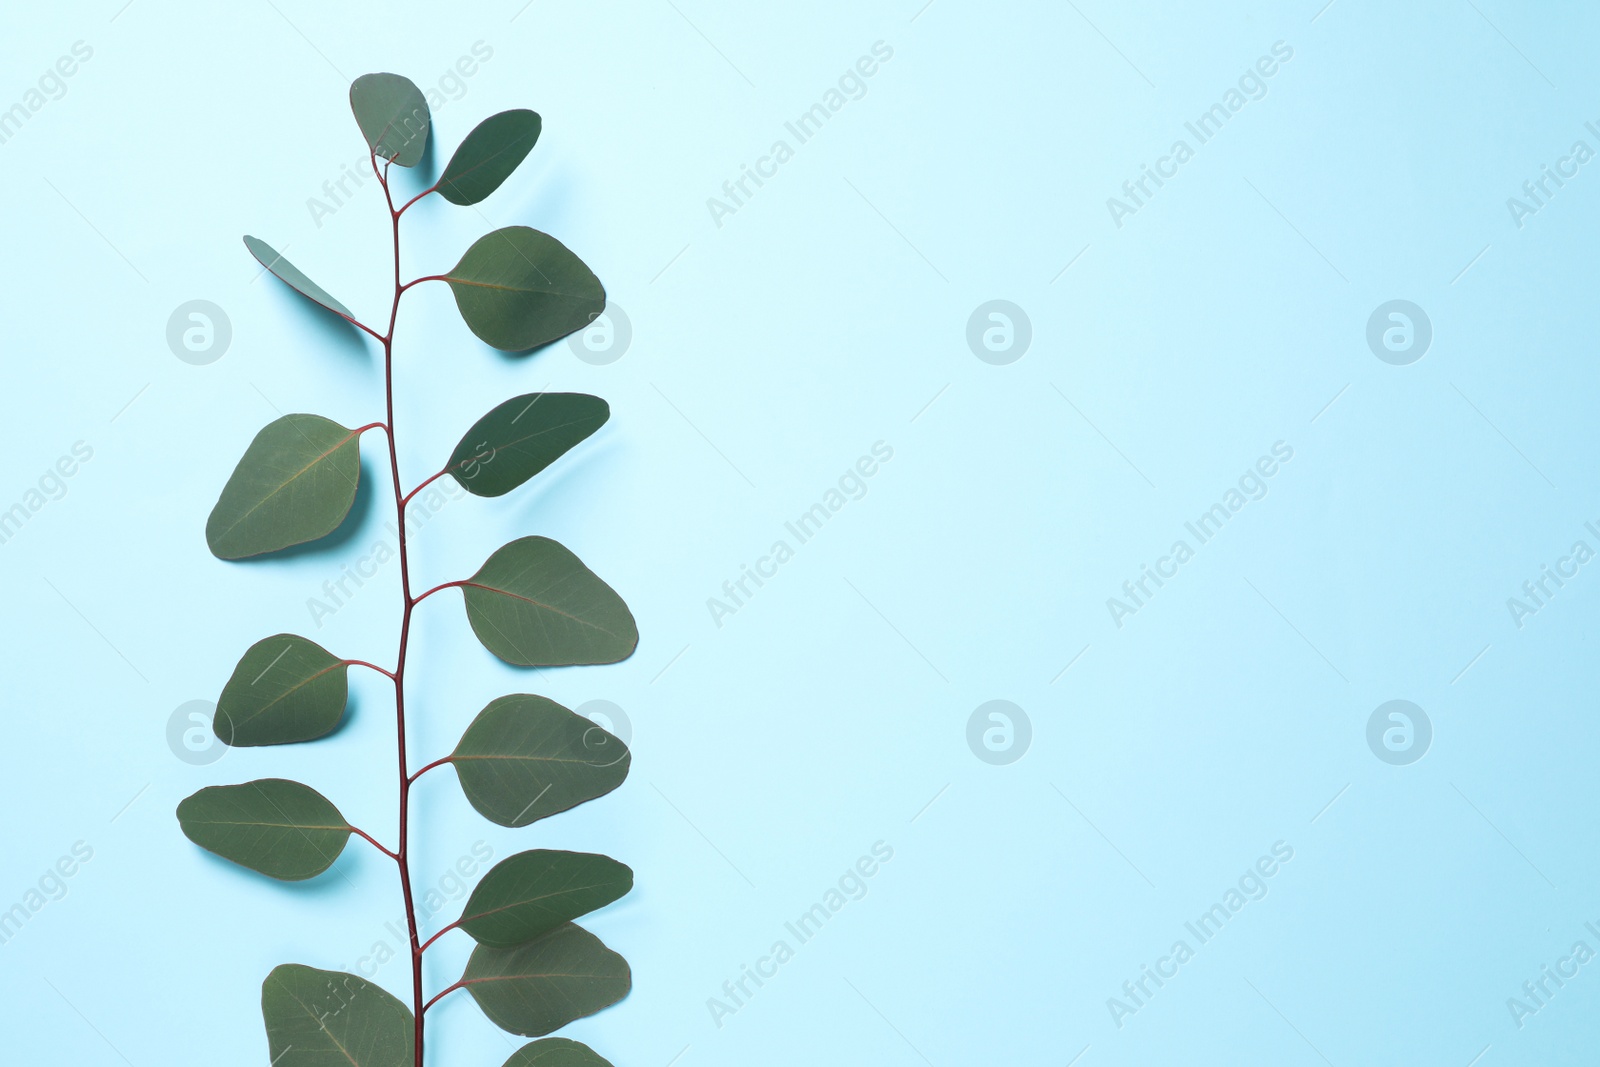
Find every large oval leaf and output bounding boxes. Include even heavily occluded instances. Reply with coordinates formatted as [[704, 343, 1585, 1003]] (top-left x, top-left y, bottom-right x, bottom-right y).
[[450, 695, 630, 828], [462, 924, 630, 1037], [244, 236, 354, 320], [445, 227, 605, 351], [263, 964, 414, 1067], [206, 414, 363, 560], [462, 537, 637, 666], [439, 109, 542, 205], [350, 72, 429, 167], [215, 634, 349, 746], [448, 393, 609, 498], [177, 779, 350, 881], [459, 850, 634, 947], [503, 1039, 616, 1066]]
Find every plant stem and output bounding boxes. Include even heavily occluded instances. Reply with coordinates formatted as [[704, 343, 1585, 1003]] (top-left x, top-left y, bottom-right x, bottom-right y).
[[372, 151, 428, 1067]]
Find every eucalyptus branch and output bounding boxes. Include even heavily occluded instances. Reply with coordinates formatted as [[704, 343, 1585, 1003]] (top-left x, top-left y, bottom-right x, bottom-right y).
[[177, 72, 638, 1067]]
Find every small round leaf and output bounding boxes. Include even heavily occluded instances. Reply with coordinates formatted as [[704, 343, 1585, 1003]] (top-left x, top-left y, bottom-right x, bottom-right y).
[[177, 779, 351, 881], [215, 634, 349, 747], [461, 536, 637, 667], [459, 850, 634, 947], [450, 695, 630, 828], [206, 414, 362, 560], [462, 924, 630, 1037], [439, 109, 542, 205], [445, 227, 605, 351]]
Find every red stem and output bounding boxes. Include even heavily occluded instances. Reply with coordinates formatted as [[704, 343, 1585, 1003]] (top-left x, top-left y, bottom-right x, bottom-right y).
[[422, 981, 464, 1014], [349, 825, 398, 861], [417, 920, 460, 954], [344, 659, 396, 680], [408, 756, 454, 784], [397, 183, 439, 216], [401, 468, 451, 507], [399, 274, 449, 294], [341, 314, 387, 343], [368, 150, 428, 1067], [411, 579, 467, 606]]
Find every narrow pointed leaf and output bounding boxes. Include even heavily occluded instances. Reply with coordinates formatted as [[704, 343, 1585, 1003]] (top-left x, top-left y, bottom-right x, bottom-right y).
[[449, 695, 630, 828], [206, 414, 363, 560], [461, 536, 637, 666], [215, 634, 349, 746], [448, 393, 609, 498], [243, 236, 354, 319], [445, 226, 605, 351], [462, 924, 630, 1037], [459, 850, 633, 947], [439, 109, 542, 205], [263, 964, 414, 1067], [503, 1039, 616, 1067], [177, 779, 350, 880], [350, 72, 429, 167]]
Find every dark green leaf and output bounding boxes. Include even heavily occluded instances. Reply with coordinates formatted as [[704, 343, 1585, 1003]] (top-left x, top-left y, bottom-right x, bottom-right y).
[[445, 226, 605, 351], [449, 695, 630, 828], [461, 537, 637, 666], [215, 634, 349, 747], [462, 924, 630, 1037], [503, 1039, 616, 1067], [262, 964, 414, 1067], [206, 414, 363, 560], [439, 109, 542, 206], [243, 236, 354, 320], [177, 779, 350, 881], [459, 850, 633, 947], [448, 393, 609, 498], [349, 72, 429, 167]]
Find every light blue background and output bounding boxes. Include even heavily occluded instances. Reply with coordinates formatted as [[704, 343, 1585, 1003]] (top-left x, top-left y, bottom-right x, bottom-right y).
[[2, 0, 1597, 1064]]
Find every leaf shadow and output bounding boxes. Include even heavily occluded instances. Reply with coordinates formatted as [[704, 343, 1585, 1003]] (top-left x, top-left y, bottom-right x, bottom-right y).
[[326, 687, 364, 741], [288, 296, 372, 363], [517, 165, 576, 232], [416, 129, 438, 177], [192, 848, 367, 899], [508, 437, 620, 524]]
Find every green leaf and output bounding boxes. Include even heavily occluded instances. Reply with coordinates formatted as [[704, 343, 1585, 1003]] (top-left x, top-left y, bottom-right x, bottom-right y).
[[448, 393, 609, 498], [449, 695, 630, 828], [459, 850, 633, 947], [503, 1039, 616, 1067], [206, 414, 363, 560], [177, 779, 350, 881], [461, 536, 637, 666], [262, 964, 414, 1067], [445, 227, 605, 351], [243, 236, 354, 320], [215, 634, 349, 747], [462, 924, 630, 1037], [349, 72, 429, 167], [438, 109, 542, 206]]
